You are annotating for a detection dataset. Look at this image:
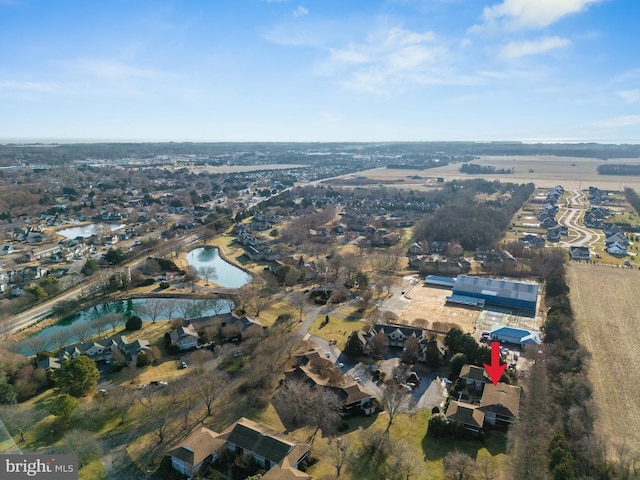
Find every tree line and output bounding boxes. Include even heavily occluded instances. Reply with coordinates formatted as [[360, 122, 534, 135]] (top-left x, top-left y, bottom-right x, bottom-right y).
[[508, 253, 638, 479], [459, 163, 514, 174], [598, 164, 640, 176]]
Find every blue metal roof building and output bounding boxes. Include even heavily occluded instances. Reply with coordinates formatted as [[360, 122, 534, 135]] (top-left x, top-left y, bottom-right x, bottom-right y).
[[491, 326, 542, 346], [452, 275, 539, 315]]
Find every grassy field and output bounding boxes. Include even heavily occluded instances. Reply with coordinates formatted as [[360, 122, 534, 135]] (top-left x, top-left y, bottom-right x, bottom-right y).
[[567, 263, 640, 452], [304, 410, 508, 480], [335, 156, 640, 190]]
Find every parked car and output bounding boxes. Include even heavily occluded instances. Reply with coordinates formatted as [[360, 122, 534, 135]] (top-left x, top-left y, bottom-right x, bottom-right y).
[[180, 361, 188, 369]]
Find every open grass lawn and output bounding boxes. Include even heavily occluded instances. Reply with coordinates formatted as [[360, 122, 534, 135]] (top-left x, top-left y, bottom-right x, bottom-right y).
[[567, 263, 640, 453], [305, 411, 508, 480], [254, 297, 292, 328], [308, 315, 361, 350], [79, 458, 108, 480]]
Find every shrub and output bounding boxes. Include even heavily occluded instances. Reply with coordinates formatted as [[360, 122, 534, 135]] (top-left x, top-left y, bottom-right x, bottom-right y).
[[159, 281, 170, 289], [125, 316, 142, 331]]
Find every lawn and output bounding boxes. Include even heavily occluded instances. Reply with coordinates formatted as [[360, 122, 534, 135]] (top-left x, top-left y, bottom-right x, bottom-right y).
[[308, 306, 370, 350], [305, 410, 508, 480], [567, 263, 640, 453]]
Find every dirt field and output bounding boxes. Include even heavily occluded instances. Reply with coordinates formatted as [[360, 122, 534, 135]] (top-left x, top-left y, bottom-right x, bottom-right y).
[[396, 282, 480, 333], [567, 263, 640, 452], [336, 156, 640, 190]]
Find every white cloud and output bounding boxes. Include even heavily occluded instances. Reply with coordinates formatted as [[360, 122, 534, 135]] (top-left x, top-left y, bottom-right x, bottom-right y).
[[618, 89, 640, 103], [293, 6, 308, 18], [0, 80, 57, 92], [62, 58, 164, 81], [318, 27, 451, 93], [596, 115, 640, 128], [475, 0, 604, 31], [499, 36, 571, 59]]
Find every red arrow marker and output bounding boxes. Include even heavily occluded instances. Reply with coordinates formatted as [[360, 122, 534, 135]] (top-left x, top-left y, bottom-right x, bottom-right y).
[[483, 341, 507, 386]]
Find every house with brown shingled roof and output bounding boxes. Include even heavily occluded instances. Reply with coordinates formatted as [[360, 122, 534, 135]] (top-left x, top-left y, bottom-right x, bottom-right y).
[[444, 400, 485, 433], [459, 364, 492, 391], [167, 418, 311, 479], [478, 382, 521, 426]]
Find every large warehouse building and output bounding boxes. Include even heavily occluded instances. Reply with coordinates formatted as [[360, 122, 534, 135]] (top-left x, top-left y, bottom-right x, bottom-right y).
[[448, 275, 539, 315]]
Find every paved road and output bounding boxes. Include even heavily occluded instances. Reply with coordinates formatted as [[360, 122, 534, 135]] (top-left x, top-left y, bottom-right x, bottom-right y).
[[556, 189, 603, 250]]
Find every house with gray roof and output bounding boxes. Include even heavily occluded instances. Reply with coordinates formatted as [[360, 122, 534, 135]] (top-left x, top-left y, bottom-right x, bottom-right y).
[[167, 417, 311, 479]]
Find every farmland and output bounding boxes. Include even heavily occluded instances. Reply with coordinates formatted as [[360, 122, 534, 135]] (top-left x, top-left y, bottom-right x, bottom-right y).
[[333, 155, 640, 190], [566, 262, 640, 452]]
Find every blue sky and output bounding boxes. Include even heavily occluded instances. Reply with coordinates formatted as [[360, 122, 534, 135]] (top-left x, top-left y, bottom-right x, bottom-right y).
[[1, 0, 639, 143]]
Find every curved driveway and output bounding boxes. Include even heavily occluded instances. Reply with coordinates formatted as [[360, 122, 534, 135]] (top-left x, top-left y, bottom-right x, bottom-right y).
[[557, 189, 603, 250]]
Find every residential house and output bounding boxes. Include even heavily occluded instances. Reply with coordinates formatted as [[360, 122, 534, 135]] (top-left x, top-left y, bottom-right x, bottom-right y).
[[605, 232, 628, 246], [478, 382, 521, 426], [24, 245, 62, 262], [165, 322, 199, 351], [1, 245, 14, 256], [358, 323, 445, 365], [59, 334, 149, 364], [546, 226, 562, 242], [167, 418, 311, 479], [445, 401, 484, 433], [520, 234, 545, 248], [37, 357, 61, 371], [569, 246, 591, 260], [408, 242, 426, 255], [284, 358, 376, 415], [365, 324, 428, 359], [606, 242, 629, 256], [459, 364, 492, 391]]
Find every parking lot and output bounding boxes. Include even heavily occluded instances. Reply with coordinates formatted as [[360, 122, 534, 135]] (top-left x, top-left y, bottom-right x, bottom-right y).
[[341, 356, 449, 412]]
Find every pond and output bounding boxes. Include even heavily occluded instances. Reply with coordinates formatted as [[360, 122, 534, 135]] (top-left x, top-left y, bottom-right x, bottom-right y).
[[186, 247, 252, 288], [15, 297, 234, 354], [57, 223, 125, 239]]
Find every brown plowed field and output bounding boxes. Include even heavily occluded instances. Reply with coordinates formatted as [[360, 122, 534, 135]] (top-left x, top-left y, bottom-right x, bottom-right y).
[[567, 263, 640, 452]]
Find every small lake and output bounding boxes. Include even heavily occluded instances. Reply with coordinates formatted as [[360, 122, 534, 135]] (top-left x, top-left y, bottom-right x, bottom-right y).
[[186, 247, 252, 288], [15, 297, 234, 353], [57, 223, 125, 239]]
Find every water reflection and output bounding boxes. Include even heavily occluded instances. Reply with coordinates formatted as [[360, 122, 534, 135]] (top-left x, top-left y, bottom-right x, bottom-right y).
[[186, 247, 251, 288]]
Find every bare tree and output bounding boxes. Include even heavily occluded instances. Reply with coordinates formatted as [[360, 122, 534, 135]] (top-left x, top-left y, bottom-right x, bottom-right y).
[[141, 299, 165, 324], [48, 329, 72, 351], [187, 349, 214, 373], [476, 456, 500, 480], [385, 438, 422, 480], [369, 332, 389, 358], [162, 301, 177, 322], [20, 335, 50, 358], [290, 291, 309, 323], [125, 363, 138, 385], [211, 297, 234, 315], [329, 437, 351, 477], [381, 383, 411, 435], [193, 370, 228, 417], [71, 321, 93, 343], [443, 451, 476, 480], [105, 387, 134, 425], [103, 312, 126, 332], [198, 265, 217, 286], [0, 404, 46, 443], [89, 316, 110, 339], [60, 430, 102, 468], [273, 379, 341, 444]]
